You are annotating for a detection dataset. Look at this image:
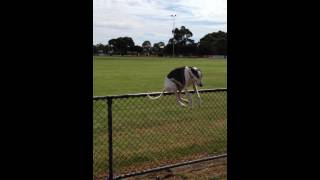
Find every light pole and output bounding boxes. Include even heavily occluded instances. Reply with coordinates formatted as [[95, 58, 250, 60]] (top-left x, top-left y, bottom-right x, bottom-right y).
[[170, 14, 176, 57]]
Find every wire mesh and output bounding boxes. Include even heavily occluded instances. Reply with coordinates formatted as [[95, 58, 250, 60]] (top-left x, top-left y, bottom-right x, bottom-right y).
[[93, 89, 227, 179]]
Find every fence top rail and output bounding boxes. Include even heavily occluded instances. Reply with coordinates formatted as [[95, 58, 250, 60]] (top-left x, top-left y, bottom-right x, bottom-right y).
[[93, 88, 227, 100]]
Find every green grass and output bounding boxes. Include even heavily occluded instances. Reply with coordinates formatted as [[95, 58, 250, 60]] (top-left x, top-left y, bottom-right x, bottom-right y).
[[93, 56, 227, 96], [93, 56, 227, 178]]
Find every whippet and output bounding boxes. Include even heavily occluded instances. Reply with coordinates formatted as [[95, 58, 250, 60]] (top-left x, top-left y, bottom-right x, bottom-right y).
[[147, 66, 203, 108]]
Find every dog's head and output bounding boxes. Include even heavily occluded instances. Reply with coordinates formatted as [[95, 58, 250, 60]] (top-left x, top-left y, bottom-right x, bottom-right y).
[[190, 66, 203, 87]]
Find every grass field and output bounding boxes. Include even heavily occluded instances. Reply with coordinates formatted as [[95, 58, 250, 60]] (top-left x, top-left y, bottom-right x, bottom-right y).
[[93, 56, 227, 178], [93, 56, 227, 96]]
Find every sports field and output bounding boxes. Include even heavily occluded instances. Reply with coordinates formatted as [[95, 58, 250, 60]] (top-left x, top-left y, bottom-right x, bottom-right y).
[[93, 56, 227, 96], [93, 56, 227, 178]]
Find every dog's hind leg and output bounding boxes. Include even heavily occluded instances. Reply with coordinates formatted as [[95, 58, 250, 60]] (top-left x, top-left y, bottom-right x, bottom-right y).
[[184, 89, 193, 108], [175, 91, 187, 107], [178, 90, 189, 103]]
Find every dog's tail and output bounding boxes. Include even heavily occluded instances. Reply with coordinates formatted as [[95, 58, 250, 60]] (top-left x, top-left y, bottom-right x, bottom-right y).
[[147, 89, 165, 100]]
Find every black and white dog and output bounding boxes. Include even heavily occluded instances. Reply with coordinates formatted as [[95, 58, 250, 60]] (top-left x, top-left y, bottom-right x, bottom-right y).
[[147, 66, 203, 107]]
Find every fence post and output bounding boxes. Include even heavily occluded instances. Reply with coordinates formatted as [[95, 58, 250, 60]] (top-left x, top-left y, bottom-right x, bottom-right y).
[[107, 97, 113, 180]]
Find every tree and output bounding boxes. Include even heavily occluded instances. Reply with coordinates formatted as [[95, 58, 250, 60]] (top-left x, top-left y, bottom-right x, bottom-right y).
[[199, 31, 227, 56], [142, 41, 151, 56], [93, 44, 97, 55], [169, 26, 193, 45], [152, 42, 165, 56], [168, 26, 195, 56], [132, 45, 143, 56], [96, 43, 105, 54], [108, 37, 135, 55]]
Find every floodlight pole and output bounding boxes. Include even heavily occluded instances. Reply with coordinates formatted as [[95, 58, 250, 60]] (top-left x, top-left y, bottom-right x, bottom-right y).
[[170, 14, 176, 57]]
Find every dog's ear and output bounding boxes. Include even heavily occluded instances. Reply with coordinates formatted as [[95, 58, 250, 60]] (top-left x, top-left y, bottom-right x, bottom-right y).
[[198, 68, 203, 78], [190, 67, 200, 78], [194, 67, 203, 77]]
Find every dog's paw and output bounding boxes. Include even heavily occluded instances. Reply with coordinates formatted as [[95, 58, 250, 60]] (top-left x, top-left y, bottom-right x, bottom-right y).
[[178, 102, 187, 107], [181, 98, 189, 103]]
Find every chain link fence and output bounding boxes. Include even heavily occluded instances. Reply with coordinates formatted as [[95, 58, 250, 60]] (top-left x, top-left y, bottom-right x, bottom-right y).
[[93, 89, 227, 179]]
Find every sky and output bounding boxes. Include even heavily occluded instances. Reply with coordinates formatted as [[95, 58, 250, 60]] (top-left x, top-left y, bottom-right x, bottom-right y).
[[93, 0, 227, 46]]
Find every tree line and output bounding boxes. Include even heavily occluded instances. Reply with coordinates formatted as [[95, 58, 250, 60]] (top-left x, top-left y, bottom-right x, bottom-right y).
[[93, 26, 227, 57]]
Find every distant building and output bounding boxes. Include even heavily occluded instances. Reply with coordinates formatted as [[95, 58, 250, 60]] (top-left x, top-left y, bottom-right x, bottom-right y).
[[97, 50, 104, 56]]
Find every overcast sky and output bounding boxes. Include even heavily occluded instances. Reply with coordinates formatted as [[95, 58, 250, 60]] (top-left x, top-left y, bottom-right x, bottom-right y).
[[93, 0, 227, 46]]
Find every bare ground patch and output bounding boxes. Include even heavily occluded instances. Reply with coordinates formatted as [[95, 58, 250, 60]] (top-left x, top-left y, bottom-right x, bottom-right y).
[[124, 157, 227, 180]]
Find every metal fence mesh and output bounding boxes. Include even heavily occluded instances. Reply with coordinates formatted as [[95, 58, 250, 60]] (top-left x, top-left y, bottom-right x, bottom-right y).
[[93, 99, 109, 178], [93, 89, 227, 179]]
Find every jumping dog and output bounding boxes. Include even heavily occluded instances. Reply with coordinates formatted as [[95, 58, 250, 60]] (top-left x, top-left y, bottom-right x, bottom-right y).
[[147, 66, 203, 107]]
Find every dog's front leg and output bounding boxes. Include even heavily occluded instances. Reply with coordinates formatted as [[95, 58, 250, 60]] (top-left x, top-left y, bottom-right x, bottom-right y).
[[184, 89, 193, 108], [193, 83, 202, 106]]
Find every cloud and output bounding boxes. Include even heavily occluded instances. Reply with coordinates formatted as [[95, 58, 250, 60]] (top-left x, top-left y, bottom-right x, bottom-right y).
[[93, 0, 227, 45]]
